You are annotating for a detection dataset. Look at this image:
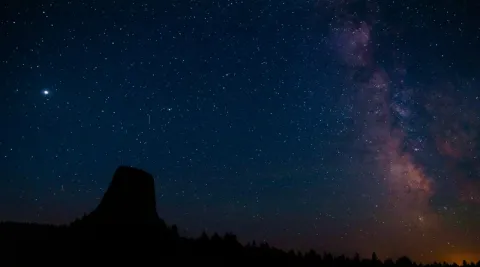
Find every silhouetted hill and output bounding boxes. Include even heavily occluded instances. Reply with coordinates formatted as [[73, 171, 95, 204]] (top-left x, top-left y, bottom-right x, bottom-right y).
[[1, 166, 479, 266], [71, 165, 164, 226]]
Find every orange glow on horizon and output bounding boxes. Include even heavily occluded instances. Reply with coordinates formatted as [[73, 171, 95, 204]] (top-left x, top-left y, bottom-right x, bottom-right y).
[[444, 253, 480, 265]]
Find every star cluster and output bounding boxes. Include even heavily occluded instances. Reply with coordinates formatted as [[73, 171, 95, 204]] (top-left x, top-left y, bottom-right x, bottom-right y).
[[1, 0, 480, 263]]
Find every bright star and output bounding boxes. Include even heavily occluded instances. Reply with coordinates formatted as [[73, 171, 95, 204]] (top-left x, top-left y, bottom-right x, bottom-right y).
[[42, 90, 49, 95]]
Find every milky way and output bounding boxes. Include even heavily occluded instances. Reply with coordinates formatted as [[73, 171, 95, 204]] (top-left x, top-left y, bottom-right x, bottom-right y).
[[327, 0, 480, 262]]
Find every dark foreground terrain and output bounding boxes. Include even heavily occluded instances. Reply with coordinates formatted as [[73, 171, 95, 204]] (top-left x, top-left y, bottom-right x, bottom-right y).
[[0, 166, 477, 266]]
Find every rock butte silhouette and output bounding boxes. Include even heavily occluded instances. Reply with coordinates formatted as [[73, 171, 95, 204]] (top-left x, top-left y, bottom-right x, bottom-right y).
[[78, 165, 161, 225]]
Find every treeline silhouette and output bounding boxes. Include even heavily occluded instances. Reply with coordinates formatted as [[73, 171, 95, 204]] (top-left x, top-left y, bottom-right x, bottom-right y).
[[1, 220, 478, 266], [0, 166, 477, 266]]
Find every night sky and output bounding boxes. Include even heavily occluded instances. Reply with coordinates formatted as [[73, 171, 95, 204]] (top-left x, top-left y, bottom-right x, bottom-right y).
[[2, 0, 480, 263]]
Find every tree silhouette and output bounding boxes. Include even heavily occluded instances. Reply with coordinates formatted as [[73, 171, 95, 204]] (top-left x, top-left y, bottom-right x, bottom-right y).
[[373, 252, 379, 263], [397, 256, 414, 266]]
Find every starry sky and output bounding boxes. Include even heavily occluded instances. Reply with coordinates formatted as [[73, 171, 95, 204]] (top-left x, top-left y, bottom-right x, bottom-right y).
[[2, 0, 480, 263]]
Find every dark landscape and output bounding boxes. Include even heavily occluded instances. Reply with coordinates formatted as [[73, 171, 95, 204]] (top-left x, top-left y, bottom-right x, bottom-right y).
[[0, 166, 478, 266]]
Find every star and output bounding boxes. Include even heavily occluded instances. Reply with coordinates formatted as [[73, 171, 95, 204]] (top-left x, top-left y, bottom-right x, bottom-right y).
[[42, 90, 49, 95]]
